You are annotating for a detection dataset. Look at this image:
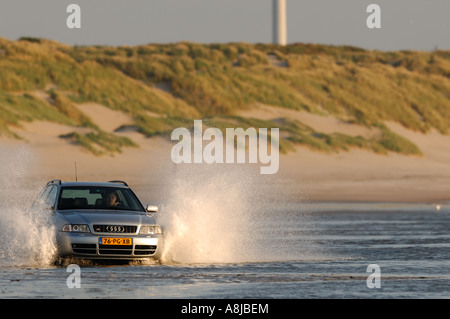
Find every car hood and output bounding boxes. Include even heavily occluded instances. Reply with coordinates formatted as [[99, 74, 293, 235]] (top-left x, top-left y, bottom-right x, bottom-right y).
[[57, 210, 157, 226]]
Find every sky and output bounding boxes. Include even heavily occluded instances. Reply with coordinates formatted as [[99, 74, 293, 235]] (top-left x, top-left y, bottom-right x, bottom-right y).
[[0, 0, 449, 51]]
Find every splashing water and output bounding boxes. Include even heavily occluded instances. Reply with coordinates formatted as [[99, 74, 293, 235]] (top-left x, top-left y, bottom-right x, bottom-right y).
[[157, 165, 252, 264], [157, 163, 316, 264], [0, 145, 57, 267]]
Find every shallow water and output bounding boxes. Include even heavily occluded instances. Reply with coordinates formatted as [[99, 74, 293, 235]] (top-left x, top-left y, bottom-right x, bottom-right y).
[[0, 148, 448, 299], [1, 202, 449, 299]]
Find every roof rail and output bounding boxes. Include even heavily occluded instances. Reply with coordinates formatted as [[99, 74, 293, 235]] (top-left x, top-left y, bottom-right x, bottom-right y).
[[47, 179, 62, 185], [108, 180, 129, 187]]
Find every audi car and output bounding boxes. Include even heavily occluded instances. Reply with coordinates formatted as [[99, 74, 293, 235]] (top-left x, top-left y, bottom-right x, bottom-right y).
[[33, 179, 164, 263]]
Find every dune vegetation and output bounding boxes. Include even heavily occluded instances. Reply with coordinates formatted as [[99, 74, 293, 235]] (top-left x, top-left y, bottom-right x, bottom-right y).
[[0, 37, 449, 155]]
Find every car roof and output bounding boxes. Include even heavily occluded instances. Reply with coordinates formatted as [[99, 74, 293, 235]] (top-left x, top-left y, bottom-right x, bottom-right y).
[[58, 181, 130, 188]]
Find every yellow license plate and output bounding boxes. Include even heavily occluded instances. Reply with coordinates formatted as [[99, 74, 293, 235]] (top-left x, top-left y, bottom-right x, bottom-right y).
[[99, 237, 132, 245]]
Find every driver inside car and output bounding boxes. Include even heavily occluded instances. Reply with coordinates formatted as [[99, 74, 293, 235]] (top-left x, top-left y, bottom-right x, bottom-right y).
[[105, 190, 121, 208]]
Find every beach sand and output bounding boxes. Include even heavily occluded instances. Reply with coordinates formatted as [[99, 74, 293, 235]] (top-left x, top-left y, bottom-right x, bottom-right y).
[[2, 103, 450, 204]]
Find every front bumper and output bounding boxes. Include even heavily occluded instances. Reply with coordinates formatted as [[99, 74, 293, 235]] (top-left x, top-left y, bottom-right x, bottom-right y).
[[56, 231, 164, 260]]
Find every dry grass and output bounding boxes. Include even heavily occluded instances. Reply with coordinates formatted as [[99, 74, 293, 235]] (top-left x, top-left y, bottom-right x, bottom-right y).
[[1, 37, 449, 155]]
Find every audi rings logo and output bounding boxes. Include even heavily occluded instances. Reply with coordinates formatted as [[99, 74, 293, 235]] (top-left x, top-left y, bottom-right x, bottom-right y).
[[106, 225, 125, 233]]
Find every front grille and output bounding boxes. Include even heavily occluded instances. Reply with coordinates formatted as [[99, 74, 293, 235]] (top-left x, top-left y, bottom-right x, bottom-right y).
[[134, 245, 157, 256], [71, 243, 157, 256], [99, 244, 133, 255], [72, 243, 96, 254], [93, 225, 137, 234]]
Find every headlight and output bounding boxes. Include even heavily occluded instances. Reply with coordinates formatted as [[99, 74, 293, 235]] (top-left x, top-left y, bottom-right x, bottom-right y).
[[62, 224, 90, 232], [139, 225, 162, 235]]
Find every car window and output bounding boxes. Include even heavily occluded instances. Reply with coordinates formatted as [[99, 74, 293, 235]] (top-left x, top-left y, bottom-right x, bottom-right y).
[[44, 185, 58, 207], [60, 189, 102, 206], [58, 186, 144, 211], [32, 185, 52, 208], [40, 186, 52, 202]]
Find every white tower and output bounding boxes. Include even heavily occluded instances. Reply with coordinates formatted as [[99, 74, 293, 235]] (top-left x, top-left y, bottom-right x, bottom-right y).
[[273, 0, 287, 45]]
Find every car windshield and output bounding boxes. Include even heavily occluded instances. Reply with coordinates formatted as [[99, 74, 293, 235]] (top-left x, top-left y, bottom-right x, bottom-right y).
[[58, 186, 145, 211]]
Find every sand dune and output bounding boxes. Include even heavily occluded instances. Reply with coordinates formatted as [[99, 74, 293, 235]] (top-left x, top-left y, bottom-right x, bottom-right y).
[[237, 103, 381, 138], [74, 103, 134, 133], [2, 102, 450, 204]]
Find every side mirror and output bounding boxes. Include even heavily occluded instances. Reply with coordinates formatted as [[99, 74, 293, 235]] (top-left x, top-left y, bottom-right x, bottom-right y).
[[145, 204, 158, 213]]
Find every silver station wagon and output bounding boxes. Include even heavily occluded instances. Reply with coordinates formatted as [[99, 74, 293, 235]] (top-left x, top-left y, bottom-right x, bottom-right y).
[[33, 180, 164, 263]]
